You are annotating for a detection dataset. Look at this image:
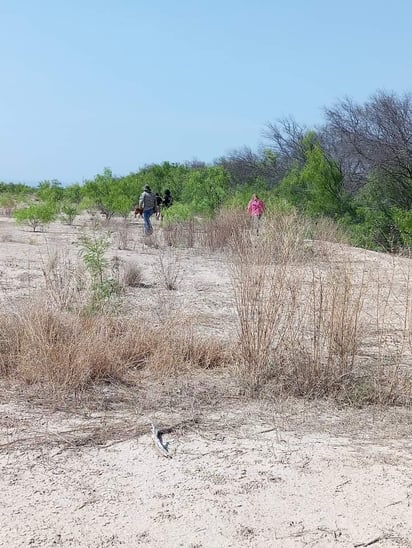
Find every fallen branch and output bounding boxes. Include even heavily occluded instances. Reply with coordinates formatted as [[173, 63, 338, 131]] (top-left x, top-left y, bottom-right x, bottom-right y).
[[384, 499, 403, 507], [151, 424, 172, 458], [335, 479, 351, 492], [354, 536, 382, 547], [259, 427, 278, 434]]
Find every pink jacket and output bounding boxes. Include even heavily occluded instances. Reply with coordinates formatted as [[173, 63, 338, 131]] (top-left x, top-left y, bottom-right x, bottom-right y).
[[247, 198, 265, 217]]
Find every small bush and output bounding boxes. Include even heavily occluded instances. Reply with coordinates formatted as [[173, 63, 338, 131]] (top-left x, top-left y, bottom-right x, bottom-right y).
[[41, 249, 86, 311], [77, 233, 122, 311], [60, 203, 79, 225], [162, 203, 193, 223], [163, 219, 198, 248], [122, 262, 143, 288], [200, 208, 250, 251], [112, 219, 131, 250], [155, 248, 183, 290], [13, 202, 57, 231]]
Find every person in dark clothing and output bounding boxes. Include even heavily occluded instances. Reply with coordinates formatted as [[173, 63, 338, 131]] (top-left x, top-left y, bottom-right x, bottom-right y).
[[155, 192, 163, 219], [163, 189, 173, 208]]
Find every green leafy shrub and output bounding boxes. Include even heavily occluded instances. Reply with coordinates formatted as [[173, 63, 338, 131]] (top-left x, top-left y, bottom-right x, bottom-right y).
[[60, 203, 79, 225], [343, 207, 399, 252], [82, 168, 134, 220], [77, 233, 122, 311], [36, 180, 64, 204], [13, 202, 57, 231], [179, 166, 229, 216], [391, 208, 412, 248], [162, 203, 193, 223]]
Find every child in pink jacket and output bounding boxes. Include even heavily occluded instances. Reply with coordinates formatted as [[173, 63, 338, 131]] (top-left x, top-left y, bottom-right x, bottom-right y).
[[247, 194, 266, 218]]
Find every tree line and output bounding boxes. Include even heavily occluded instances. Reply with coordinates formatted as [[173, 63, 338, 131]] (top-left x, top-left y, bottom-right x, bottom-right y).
[[2, 90, 412, 250]]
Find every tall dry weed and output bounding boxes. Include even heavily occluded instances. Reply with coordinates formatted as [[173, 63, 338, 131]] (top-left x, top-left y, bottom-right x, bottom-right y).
[[356, 257, 412, 404], [40, 248, 87, 311], [288, 261, 367, 397], [111, 219, 132, 250], [228, 218, 305, 392], [263, 211, 309, 263], [228, 212, 371, 398], [309, 216, 349, 244], [162, 220, 197, 248], [200, 209, 250, 251], [154, 248, 183, 290]]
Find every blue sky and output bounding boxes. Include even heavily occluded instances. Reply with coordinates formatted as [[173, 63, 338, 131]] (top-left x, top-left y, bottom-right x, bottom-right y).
[[1, 0, 411, 183]]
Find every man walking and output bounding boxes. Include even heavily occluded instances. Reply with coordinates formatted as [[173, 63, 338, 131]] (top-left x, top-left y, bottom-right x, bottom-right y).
[[139, 185, 157, 235]]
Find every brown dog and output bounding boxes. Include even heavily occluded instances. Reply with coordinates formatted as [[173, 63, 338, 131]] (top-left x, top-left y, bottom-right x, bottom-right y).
[[134, 206, 143, 218]]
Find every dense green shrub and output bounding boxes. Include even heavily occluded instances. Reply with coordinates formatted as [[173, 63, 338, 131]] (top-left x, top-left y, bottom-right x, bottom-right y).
[[13, 202, 57, 231]]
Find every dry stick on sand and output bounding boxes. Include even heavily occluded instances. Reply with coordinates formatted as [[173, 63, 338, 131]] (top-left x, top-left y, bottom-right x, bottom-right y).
[[354, 536, 382, 547], [149, 418, 200, 458], [151, 423, 172, 458]]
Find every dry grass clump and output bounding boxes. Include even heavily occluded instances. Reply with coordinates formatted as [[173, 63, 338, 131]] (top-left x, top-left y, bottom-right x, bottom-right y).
[[227, 214, 412, 404], [111, 219, 132, 250], [163, 219, 198, 248], [270, 262, 368, 399], [0, 301, 231, 390], [308, 216, 349, 244], [122, 261, 143, 288], [200, 208, 251, 251], [0, 305, 145, 386], [147, 317, 230, 374], [162, 209, 251, 251], [154, 248, 183, 290], [41, 249, 87, 311], [228, 223, 304, 392], [263, 211, 310, 263]]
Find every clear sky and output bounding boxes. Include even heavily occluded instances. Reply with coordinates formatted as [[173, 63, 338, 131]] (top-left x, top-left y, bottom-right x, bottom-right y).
[[1, 0, 411, 184]]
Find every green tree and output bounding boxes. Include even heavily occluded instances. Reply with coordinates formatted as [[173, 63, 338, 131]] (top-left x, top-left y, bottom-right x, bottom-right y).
[[346, 171, 406, 251], [83, 168, 134, 220], [136, 162, 190, 201], [64, 183, 84, 205], [0, 182, 32, 195], [276, 133, 351, 218], [180, 166, 230, 215], [392, 208, 412, 247], [112, 193, 133, 219], [13, 202, 57, 231], [301, 142, 349, 217], [36, 180, 64, 204], [275, 164, 308, 208]]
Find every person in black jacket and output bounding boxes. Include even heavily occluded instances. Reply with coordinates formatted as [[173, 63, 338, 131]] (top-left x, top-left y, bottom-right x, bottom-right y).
[[163, 189, 173, 209]]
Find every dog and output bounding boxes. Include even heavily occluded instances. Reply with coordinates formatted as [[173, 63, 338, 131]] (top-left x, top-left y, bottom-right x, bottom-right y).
[[134, 206, 143, 218]]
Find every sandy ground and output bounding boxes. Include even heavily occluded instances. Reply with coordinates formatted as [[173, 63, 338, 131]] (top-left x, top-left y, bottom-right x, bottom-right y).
[[1, 213, 412, 547], [1, 393, 412, 548]]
